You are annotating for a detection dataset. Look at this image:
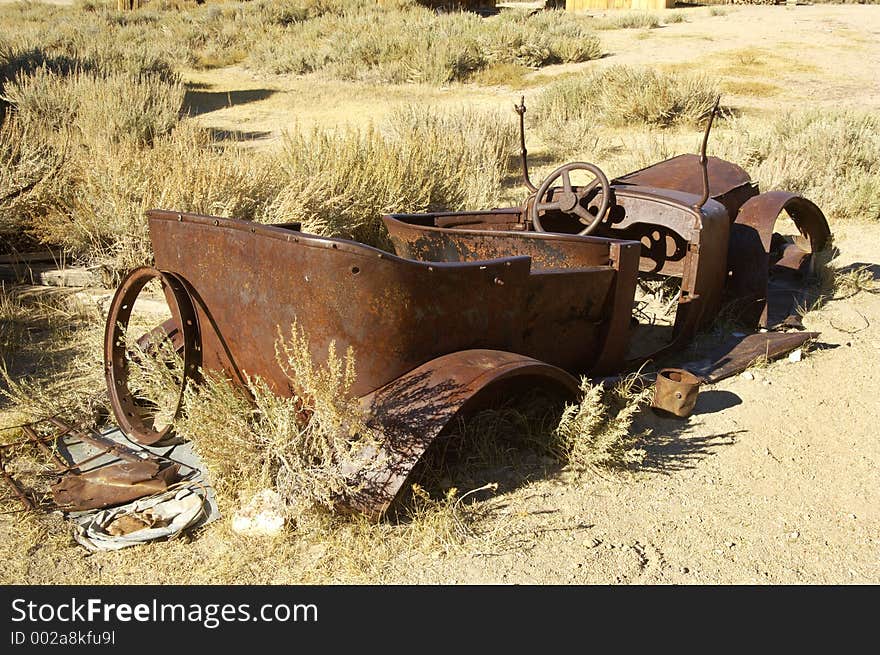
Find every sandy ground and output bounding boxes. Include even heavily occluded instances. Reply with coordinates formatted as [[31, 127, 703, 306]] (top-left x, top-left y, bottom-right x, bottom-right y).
[[2, 4, 879, 584]]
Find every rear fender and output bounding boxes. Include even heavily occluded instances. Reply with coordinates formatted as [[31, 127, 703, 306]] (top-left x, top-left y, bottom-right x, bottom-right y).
[[341, 349, 579, 518]]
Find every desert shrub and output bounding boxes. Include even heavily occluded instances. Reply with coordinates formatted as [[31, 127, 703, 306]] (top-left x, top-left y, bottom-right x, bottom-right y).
[[0, 285, 106, 424], [267, 105, 516, 245], [248, 8, 601, 83], [31, 121, 282, 281], [715, 111, 880, 222], [482, 10, 602, 67], [532, 65, 720, 147], [594, 11, 661, 30], [2, 66, 184, 145], [552, 376, 651, 470], [171, 321, 382, 514], [0, 119, 66, 239]]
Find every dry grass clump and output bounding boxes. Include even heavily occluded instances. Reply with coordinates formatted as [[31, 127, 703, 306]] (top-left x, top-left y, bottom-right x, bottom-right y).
[[552, 376, 651, 471], [248, 8, 601, 83], [2, 66, 184, 146], [172, 321, 382, 516], [34, 122, 282, 282], [832, 266, 878, 298], [0, 119, 65, 240], [815, 263, 879, 303], [267, 105, 516, 246], [593, 11, 661, 30], [532, 66, 720, 150], [0, 285, 106, 427], [715, 111, 880, 222]]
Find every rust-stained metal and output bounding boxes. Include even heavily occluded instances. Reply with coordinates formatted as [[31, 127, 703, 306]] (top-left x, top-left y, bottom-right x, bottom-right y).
[[348, 349, 578, 516], [104, 210, 637, 517], [49, 418, 147, 464], [514, 96, 537, 194], [385, 101, 831, 375], [701, 331, 818, 383], [727, 192, 830, 329], [530, 161, 611, 236], [5, 418, 188, 513], [51, 460, 179, 511], [22, 425, 68, 471], [99, 104, 834, 518], [694, 97, 721, 212], [382, 213, 641, 375], [652, 368, 701, 418], [138, 210, 639, 396]]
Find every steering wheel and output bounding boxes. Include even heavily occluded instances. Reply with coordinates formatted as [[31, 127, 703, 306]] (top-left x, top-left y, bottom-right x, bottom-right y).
[[530, 162, 612, 236]]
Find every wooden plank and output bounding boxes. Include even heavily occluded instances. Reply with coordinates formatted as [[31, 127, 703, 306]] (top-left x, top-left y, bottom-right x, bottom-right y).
[[0, 263, 100, 288]]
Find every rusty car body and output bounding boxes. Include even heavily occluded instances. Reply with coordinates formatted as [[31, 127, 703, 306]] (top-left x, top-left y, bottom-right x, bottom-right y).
[[105, 210, 644, 514], [101, 101, 832, 517]]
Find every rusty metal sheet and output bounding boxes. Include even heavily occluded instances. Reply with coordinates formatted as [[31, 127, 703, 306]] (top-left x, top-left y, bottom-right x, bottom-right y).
[[145, 210, 634, 396], [344, 349, 579, 518], [701, 331, 818, 383], [51, 461, 180, 511], [383, 212, 641, 374]]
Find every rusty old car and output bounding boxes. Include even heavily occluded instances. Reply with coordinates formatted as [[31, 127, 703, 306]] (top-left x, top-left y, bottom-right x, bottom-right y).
[[101, 100, 831, 516]]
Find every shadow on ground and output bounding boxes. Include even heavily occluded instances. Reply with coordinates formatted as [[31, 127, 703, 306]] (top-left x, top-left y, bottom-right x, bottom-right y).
[[183, 88, 277, 116]]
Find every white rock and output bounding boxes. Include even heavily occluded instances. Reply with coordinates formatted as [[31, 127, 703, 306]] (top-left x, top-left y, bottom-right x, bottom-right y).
[[788, 349, 803, 363], [231, 489, 286, 537], [740, 371, 755, 381]]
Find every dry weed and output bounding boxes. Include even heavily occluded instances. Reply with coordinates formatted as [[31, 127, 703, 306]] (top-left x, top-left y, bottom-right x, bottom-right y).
[[171, 321, 381, 516], [553, 375, 652, 471], [715, 111, 880, 222], [267, 106, 516, 246], [532, 66, 720, 152]]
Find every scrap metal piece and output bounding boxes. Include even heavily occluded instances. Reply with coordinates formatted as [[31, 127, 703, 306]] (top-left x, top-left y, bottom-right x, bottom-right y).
[[613, 153, 758, 220], [51, 460, 180, 511], [694, 97, 722, 213], [49, 418, 147, 464], [652, 368, 701, 418], [22, 425, 68, 471], [514, 97, 537, 193], [702, 331, 818, 383]]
